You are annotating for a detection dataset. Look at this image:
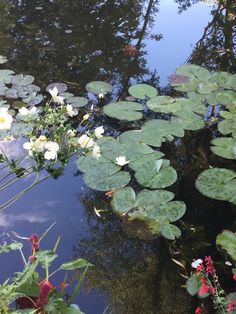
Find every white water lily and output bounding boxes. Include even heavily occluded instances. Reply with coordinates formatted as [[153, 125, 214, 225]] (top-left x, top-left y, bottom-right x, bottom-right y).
[[44, 141, 59, 160], [115, 156, 129, 166], [67, 129, 75, 137], [92, 144, 101, 159], [66, 104, 78, 117], [19, 106, 38, 115], [191, 259, 203, 269], [94, 126, 104, 139], [98, 93, 104, 99], [0, 108, 13, 130], [48, 86, 64, 104], [78, 134, 95, 148]]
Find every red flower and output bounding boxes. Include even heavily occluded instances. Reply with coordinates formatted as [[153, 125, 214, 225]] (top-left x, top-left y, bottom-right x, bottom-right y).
[[29, 233, 40, 253], [36, 280, 53, 308], [59, 281, 69, 289], [227, 301, 236, 312], [28, 255, 37, 262], [204, 256, 216, 275], [199, 283, 209, 296], [195, 306, 203, 314], [233, 273, 236, 281]]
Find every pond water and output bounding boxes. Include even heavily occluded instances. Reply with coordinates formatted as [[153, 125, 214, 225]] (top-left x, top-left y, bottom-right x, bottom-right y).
[[0, 0, 236, 313]]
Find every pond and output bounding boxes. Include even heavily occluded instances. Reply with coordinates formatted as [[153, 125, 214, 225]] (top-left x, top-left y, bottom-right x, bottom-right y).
[[0, 0, 235, 313]]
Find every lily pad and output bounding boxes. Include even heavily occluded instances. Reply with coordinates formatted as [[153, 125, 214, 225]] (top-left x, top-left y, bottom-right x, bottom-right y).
[[176, 64, 211, 82], [216, 230, 236, 261], [212, 72, 236, 90], [210, 137, 236, 159], [0, 55, 7, 64], [195, 168, 236, 205], [46, 82, 68, 93], [128, 84, 158, 99], [11, 74, 35, 86], [147, 96, 182, 113], [0, 69, 15, 84], [103, 101, 144, 121], [218, 112, 236, 137], [216, 91, 236, 106], [160, 223, 181, 240], [66, 96, 88, 108], [85, 81, 113, 95], [134, 159, 177, 189]]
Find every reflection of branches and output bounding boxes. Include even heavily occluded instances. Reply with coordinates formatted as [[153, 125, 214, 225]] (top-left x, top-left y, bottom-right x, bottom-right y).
[[187, 0, 236, 71]]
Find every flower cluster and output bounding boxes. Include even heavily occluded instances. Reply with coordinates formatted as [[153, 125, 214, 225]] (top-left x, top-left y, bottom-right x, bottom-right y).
[[191, 256, 236, 313]]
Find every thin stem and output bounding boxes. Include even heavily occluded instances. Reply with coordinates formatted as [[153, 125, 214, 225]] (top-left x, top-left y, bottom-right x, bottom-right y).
[[69, 265, 89, 303], [0, 167, 34, 192]]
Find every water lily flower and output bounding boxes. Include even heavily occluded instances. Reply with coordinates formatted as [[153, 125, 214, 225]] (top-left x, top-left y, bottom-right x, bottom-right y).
[[191, 259, 203, 269], [48, 86, 64, 104], [66, 104, 78, 117], [92, 144, 101, 159], [78, 134, 95, 148], [94, 126, 104, 139], [115, 156, 129, 166], [44, 141, 59, 160], [0, 107, 13, 130]]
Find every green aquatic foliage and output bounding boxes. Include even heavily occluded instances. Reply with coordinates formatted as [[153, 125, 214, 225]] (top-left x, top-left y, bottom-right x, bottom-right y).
[[128, 83, 158, 99], [210, 137, 236, 159], [0, 55, 7, 64], [133, 158, 177, 189], [103, 101, 144, 121], [76, 155, 131, 191], [195, 168, 236, 205], [218, 111, 236, 137], [112, 187, 185, 239], [85, 81, 113, 95], [216, 230, 236, 261]]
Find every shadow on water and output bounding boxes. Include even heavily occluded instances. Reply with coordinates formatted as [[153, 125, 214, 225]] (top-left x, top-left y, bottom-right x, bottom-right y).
[[0, 0, 235, 313]]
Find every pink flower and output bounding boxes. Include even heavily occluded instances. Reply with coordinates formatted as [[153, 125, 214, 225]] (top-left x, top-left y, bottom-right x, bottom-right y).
[[227, 301, 236, 312], [233, 274, 236, 281], [36, 280, 53, 308], [199, 283, 209, 296], [195, 306, 203, 314], [29, 233, 40, 253], [204, 256, 216, 275]]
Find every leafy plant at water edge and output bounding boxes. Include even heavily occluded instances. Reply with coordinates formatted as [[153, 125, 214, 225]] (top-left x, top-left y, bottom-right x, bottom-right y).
[[0, 226, 92, 313]]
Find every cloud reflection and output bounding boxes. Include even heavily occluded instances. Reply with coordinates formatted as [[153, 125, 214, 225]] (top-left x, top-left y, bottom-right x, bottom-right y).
[[0, 211, 50, 227]]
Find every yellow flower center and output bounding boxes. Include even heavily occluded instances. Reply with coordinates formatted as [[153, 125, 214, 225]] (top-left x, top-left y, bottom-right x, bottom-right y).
[[0, 117, 6, 123]]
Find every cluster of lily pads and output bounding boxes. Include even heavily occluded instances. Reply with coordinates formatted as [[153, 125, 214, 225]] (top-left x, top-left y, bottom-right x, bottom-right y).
[[76, 64, 236, 240]]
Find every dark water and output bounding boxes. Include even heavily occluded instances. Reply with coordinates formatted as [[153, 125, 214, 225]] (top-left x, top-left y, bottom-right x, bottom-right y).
[[0, 1, 236, 313]]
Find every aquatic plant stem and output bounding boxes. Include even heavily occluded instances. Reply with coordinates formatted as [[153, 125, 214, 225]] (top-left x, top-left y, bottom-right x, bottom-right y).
[[69, 265, 89, 303]]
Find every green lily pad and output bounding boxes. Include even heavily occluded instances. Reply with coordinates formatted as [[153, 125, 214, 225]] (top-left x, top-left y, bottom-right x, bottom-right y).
[[197, 81, 219, 94], [186, 273, 202, 296], [0, 69, 15, 84], [176, 64, 211, 82], [103, 101, 143, 121], [195, 168, 236, 205], [160, 223, 181, 240], [86, 81, 113, 95], [134, 159, 177, 189], [128, 151, 164, 170], [211, 137, 236, 159], [11, 74, 35, 86], [216, 230, 236, 261], [147, 96, 182, 113], [212, 72, 236, 90], [0, 55, 7, 64], [111, 186, 136, 216], [218, 112, 236, 137], [66, 96, 88, 107], [216, 91, 236, 106], [128, 83, 158, 99]]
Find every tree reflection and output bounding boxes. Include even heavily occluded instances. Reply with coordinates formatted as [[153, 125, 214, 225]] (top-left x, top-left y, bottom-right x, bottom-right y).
[[188, 0, 236, 71], [1, 0, 161, 91]]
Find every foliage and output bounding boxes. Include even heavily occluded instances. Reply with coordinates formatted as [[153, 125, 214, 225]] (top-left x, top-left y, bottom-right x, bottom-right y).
[[0, 228, 91, 313]]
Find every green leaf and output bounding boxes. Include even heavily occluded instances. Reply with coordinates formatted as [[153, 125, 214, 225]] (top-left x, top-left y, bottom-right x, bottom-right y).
[[0, 242, 23, 253], [216, 230, 236, 261], [11, 310, 37, 314], [147, 96, 182, 113], [66, 305, 85, 314], [197, 81, 218, 94], [35, 250, 57, 267], [103, 101, 144, 121], [134, 159, 177, 189], [128, 83, 158, 99], [176, 64, 211, 82], [112, 187, 136, 216], [85, 81, 113, 95], [195, 168, 236, 204], [66, 97, 88, 108], [160, 223, 181, 240], [61, 258, 92, 270], [186, 274, 201, 296], [210, 137, 236, 159], [0, 55, 7, 64], [216, 91, 236, 106]]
